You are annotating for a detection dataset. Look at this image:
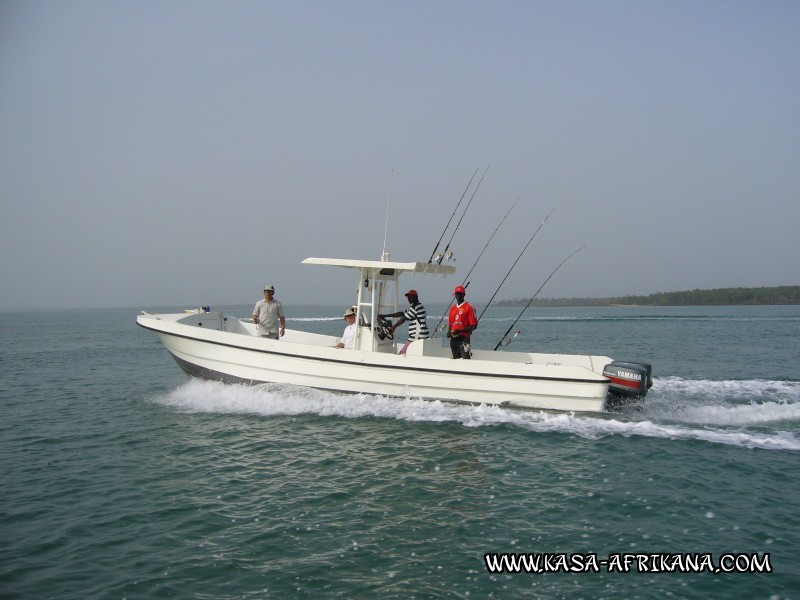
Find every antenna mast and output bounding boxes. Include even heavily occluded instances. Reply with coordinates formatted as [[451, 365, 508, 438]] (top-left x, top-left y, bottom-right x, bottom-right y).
[[381, 169, 393, 261]]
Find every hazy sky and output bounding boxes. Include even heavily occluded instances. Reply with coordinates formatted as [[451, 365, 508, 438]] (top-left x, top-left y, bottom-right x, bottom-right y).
[[2, 1, 798, 310]]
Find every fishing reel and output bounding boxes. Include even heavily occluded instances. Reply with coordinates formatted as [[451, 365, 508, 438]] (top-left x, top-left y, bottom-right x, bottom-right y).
[[376, 316, 394, 341], [434, 251, 456, 264], [495, 330, 523, 351]]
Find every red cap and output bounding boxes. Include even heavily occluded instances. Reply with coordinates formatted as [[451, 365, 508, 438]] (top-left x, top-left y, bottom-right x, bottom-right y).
[[405, 289, 418, 297], [453, 285, 466, 295]]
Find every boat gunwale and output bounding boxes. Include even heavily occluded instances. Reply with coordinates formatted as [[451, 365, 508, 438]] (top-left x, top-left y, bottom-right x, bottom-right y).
[[136, 319, 610, 386]]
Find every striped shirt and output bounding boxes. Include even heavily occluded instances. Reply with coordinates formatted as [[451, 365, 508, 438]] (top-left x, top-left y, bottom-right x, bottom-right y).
[[402, 301, 430, 340]]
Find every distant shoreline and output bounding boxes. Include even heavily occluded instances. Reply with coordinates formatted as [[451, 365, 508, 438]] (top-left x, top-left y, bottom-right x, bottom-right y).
[[2, 286, 798, 312], [495, 285, 800, 307]]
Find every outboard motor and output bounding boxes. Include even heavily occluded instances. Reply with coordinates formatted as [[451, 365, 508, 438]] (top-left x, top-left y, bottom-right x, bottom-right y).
[[603, 361, 653, 399]]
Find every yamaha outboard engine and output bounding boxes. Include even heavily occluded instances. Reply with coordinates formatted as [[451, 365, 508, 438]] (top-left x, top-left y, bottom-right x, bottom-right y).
[[603, 361, 653, 399]]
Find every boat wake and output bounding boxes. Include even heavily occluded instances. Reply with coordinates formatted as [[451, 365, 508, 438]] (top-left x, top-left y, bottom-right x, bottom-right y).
[[151, 378, 800, 452], [639, 376, 800, 423]]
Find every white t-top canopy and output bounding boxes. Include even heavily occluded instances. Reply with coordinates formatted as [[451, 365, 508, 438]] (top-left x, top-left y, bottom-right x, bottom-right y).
[[302, 257, 455, 276], [302, 257, 455, 352]]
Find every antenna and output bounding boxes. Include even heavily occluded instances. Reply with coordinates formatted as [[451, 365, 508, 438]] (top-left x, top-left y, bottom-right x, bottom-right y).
[[381, 169, 393, 261]]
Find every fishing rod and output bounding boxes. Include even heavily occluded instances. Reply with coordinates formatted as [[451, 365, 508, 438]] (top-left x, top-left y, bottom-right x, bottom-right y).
[[435, 165, 490, 264], [431, 198, 520, 337], [428, 168, 479, 263], [493, 245, 586, 351], [459, 195, 517, 286], [476, 208, 555, 322]]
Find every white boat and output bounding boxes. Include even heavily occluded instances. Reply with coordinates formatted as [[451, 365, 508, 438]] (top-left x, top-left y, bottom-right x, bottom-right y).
[[137, 256, 652, 412]]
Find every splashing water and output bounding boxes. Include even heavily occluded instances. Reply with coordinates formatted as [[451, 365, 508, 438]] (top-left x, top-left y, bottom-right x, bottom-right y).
[[153, 377, 800, 452]]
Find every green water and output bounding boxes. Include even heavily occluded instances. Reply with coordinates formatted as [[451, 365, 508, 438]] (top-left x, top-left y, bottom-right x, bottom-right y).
[[2, 306, 798, 598]]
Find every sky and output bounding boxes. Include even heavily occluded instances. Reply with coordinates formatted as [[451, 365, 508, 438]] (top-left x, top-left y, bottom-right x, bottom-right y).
[[1, 0, 799, 310]]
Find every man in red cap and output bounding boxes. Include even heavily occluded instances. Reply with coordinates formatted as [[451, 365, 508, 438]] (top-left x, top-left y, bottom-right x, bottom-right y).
[[448, 285, 478, 359], [379, 290, 430, 354]]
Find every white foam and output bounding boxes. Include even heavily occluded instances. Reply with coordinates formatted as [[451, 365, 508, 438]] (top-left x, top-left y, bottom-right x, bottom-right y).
[[152, 378, 800, 452], [641, 377, 800, 426], [655, 376, 800, 402]]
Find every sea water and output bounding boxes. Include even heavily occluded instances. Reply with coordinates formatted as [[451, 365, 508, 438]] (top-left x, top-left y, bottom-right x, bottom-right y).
[[1, 305, 798, 598]]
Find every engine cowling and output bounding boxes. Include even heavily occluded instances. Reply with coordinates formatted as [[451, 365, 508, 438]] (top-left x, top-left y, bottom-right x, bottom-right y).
[[603, 361, 653, 398]]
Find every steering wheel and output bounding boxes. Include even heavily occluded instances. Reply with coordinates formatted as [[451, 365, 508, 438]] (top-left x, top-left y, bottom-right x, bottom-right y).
[[377, 317, 394, 340]]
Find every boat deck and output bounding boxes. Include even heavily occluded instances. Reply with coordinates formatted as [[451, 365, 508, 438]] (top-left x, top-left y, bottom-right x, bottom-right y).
[[144, 310, 610, 375]]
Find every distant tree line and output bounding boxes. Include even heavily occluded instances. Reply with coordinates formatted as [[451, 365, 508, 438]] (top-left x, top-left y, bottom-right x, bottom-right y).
[[495, 286, 800, 307]]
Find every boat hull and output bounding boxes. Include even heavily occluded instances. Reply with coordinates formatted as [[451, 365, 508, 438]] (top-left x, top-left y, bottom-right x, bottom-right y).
[[138, 312, 613, 412]]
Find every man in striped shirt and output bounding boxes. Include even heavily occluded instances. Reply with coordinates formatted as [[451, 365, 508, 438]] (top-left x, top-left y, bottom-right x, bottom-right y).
[[379, 290, 430, 354]]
